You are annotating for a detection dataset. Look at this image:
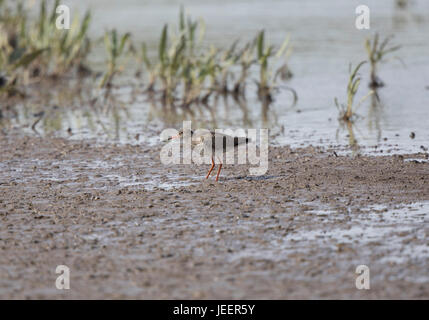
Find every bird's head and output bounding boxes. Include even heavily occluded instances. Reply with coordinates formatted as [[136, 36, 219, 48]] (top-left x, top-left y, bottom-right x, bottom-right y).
[[168, 129, 194, 141]]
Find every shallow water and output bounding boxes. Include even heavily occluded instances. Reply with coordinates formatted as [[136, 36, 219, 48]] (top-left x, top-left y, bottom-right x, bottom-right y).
[[4, 0, 429, 154]]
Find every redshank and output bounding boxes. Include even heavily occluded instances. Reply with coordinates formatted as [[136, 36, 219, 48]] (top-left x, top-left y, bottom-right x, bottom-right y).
[[169, 130, 250, 181]]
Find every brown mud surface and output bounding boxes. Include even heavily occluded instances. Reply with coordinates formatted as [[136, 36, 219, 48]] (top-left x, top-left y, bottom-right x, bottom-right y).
[[0, 134, 428, 299]]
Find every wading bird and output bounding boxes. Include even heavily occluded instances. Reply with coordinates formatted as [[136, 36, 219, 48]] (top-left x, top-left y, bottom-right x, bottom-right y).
[[168, 130, 250, 181]]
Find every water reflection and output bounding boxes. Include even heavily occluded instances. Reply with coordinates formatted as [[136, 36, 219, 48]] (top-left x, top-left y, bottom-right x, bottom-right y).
[[335, 88, 390, 153], [336, 120, 359, 153], [0, 71, 423, 156], [368, 93, 383, 143], [2, 79, 286, 143]]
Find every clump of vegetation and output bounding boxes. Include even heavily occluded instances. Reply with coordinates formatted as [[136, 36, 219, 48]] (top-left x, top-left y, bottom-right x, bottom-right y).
[[231, 42, 254, 97], [0, 28, 45, 97], [29, 0, 92, 76], [139, 8, 219, 106], [2, 1, 296, 115], [365, 33, 401, 88], [0, 1, 41, 97], [157, 24, 187, 105], [136, 8, 296, 108], [255, 30, 295, 103], [138, 8, 210, 105], [99, 29, 131, 88], [0, 0, 92, 99], [335, 61, 373, 122]]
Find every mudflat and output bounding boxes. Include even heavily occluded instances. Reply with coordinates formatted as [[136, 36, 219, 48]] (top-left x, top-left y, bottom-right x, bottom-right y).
[[0, 134, 428, 299]]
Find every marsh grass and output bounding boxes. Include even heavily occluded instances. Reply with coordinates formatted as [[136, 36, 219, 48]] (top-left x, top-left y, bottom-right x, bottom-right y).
[[17, 0, 92, 78], [100, 29, 131, 89], [0, 0, 92, 99], [135, 9, 296, 108], [255, 30, 294, 103], [2, 2, 296, 119], [365, 33, 401, 89], [335, 61, 373, 123]]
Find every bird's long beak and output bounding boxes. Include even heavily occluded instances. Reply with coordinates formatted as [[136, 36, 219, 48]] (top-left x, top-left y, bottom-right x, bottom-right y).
[[168, 135, 180, 141]]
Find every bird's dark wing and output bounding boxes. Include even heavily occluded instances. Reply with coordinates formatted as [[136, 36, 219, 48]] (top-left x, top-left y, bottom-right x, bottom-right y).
[[210, 133, 250, 148]]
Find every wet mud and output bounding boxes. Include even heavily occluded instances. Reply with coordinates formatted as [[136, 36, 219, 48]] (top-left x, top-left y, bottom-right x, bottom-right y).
[[0, 134, 428, 299]]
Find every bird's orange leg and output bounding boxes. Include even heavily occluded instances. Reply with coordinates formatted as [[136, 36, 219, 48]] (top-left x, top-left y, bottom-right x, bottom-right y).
[[215, 163, 223, 182], [205, 156, 215, 179]]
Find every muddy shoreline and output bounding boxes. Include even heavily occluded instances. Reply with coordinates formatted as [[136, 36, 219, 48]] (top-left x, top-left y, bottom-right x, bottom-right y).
[[0, 134, 428, 299]]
